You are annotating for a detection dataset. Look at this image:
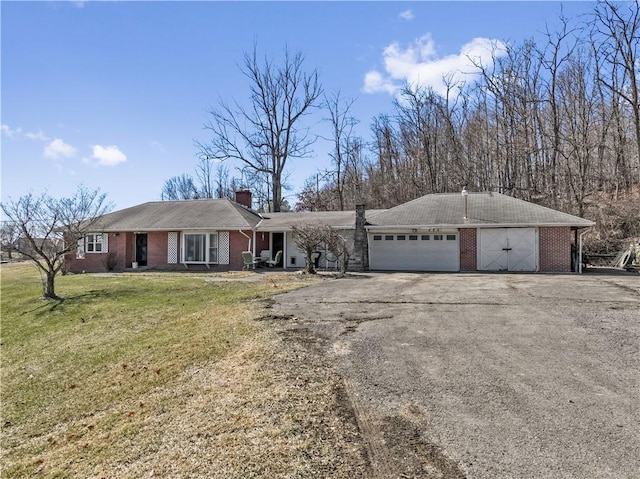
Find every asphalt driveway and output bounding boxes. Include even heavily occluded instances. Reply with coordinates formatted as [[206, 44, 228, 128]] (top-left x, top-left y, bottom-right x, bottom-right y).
[[271, 271, 640, 479]]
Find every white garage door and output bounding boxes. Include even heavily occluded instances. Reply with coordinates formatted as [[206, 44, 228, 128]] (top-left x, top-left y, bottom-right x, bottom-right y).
[[369, 232, 459, 271], [479, 228, 538, 272]]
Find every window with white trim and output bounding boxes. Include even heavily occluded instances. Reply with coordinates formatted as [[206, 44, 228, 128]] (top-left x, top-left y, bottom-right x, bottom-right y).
[[208, 233, 219, 263], [86, 233, 103, 253], [182, 232, 219, 263]]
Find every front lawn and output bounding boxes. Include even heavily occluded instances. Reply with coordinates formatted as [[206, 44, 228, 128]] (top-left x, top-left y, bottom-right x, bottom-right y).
[[0, 263, 367, 478]]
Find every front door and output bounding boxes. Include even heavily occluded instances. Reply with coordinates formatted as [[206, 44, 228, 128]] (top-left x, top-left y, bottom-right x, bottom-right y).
[[135, 233, 148, 267], [271, 232, 284, 267]]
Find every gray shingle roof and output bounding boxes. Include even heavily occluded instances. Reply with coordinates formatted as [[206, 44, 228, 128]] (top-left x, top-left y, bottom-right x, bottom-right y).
[[368, 192, 595, 228], [94, 199, 263, 231], [90, 194, 593, 233], [256, 209, 387, 231]]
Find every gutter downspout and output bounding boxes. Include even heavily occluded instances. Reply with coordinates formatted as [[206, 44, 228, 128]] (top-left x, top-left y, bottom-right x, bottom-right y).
[[579, 229, 588, 274], [239, 230, 252, 253]]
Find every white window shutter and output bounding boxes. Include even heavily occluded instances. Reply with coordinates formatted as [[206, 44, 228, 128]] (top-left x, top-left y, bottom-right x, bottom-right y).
[[102, 233, 108, 252], [76, 238, 85, 259], [167, 232, 178, 264], [219, 231, 229, 265]]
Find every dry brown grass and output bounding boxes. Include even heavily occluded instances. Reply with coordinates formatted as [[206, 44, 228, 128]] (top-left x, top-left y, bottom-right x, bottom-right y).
[[1, 264, 369, 478]]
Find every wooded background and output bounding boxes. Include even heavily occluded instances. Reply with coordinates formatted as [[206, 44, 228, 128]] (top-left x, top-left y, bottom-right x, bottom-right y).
[[296, 2, 639, 254], [166, 1, 638, 254]]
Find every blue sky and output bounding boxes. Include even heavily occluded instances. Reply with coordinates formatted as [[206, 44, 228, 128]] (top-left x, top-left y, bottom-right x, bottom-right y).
[[1, 1, 597, 211]]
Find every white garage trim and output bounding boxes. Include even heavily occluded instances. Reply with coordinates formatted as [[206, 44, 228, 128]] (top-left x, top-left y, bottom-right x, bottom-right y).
[[369, 230, 459, 272], [478, 228, 538, 272]]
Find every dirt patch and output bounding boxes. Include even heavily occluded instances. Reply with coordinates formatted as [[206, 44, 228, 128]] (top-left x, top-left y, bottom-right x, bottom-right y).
[[380, 416, 466, 479]]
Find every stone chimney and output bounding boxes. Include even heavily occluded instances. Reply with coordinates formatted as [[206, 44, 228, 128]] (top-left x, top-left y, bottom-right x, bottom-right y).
[[234, 189, 252, 209], [351, 204, 369, 272]]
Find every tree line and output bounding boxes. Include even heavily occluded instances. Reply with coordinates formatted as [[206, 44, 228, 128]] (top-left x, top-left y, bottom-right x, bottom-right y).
[[297, 1, 639, 253], [164, 1, 638, 252]]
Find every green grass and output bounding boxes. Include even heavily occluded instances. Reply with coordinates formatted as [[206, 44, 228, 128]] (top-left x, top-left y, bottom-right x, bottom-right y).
[[0, 263, 370, 478]]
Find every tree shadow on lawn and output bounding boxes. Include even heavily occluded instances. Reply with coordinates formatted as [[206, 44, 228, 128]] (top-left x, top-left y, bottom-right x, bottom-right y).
[[29, 288, 135, 318]]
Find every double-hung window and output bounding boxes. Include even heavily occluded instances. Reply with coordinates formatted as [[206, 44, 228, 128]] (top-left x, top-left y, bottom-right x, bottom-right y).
[[183, 232, 218, 263], [86, 234, 103, 253]]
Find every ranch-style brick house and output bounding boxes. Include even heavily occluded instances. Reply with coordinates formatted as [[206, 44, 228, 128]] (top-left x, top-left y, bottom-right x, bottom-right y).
[[65, 190, 595, 274]]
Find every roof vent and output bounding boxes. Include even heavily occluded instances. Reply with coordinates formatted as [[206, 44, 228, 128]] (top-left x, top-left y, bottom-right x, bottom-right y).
[[461, 186, 469, 220]]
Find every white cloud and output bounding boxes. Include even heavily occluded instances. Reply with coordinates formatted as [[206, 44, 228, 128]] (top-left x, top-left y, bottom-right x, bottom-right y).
[[24, 130, 50, 141], [44, 138, 77, 159], [363, 70, 398, 95], [3, 124, 50, 142], [1, 124, 22, 138], [91, 145, 127, 166], [399, 9, 414, 21], [363, 34, 507, 97]]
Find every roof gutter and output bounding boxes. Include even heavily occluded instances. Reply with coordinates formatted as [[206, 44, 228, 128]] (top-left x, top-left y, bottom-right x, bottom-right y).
[[579, 229, 589, 274], [365, 222, 595, 230]]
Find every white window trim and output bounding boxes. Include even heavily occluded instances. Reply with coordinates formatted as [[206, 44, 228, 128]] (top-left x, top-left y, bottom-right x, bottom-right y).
[[77, 233, 106, 257], [181, 231, 219, 264]]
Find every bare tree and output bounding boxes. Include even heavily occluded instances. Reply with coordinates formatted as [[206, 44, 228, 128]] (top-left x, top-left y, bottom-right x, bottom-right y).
[[593, 0, 640, 183], [198, 45, 322, 212], [291, 223, 328, 274], [161, 159, 242, 201], [538, 11, 580, 206], [161, 173, 201, 200], [0, 221, 20, 260], [323, 227, 352, 274], [324, 90, 359, 210], [556, 50, 599, 216], [195, 156, 216, 199], [291, 222, 351, 274], [1, 186, 111, 299]]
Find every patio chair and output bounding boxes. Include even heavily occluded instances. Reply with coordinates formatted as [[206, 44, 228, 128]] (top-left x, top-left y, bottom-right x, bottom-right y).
[[325, 251, 338, 270], [242, 251, 257, 270], [266, 250, 282, 268], [259, 250, 271, 265]]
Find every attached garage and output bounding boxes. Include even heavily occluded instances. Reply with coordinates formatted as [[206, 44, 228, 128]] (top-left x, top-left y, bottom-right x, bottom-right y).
[[369, 231, 459, 271], [365, 192, 594, 273], [478, 228, 538, 271]]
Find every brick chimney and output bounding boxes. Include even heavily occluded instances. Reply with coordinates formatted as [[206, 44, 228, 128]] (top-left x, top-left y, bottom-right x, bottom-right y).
[[234, 189, 252, 209]]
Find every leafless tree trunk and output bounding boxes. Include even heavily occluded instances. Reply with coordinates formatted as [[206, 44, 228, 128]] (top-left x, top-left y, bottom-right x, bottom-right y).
[[539, 13, 580, 206], [556, 51, 599, 216], [593, 0, 640, 184], [324, 90, 358, 211], [1, 186, 111, 299], [197, 45, 322, 212], [0, 222, 20, 260]]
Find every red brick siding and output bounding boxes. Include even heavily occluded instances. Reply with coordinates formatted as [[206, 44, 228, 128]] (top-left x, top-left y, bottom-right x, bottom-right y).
[[255, 231, 270, 255], [539, 226, 571, 272], [459, 228, 477, 271], [146, 232, 168, 267], [108, 233, 128, 270], [65, 249, 105, 272], [66, 230, 256, 273], [229, 230, 253, 270]]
